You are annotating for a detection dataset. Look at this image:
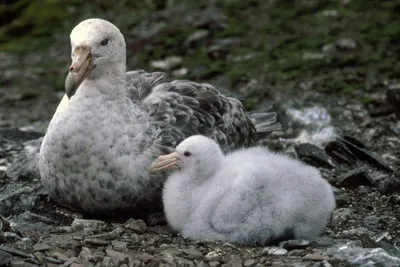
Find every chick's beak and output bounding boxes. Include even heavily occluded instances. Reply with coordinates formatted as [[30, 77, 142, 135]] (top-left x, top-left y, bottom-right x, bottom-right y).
[[66, 46, 93, 98], [149, 152, 183, 174]]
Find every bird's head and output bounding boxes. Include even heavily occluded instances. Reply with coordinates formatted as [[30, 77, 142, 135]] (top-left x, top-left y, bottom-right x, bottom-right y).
[[149, 135, 224, 181], [66, 18, 126, 98]]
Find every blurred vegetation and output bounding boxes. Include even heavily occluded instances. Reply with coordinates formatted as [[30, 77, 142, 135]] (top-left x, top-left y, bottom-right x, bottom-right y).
[[1, 0, 400, 107]]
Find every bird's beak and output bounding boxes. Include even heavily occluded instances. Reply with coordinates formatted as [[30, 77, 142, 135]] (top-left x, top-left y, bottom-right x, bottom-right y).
[[149, 152, 183, 174], [66, 46, 93, 98]]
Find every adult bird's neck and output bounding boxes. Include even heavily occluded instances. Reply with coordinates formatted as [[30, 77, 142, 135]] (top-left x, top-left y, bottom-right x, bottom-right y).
[[79, 62, 127, 99]]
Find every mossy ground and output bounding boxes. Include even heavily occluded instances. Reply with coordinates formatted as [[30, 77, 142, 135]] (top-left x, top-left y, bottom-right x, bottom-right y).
[[1, 0, 399, 116]]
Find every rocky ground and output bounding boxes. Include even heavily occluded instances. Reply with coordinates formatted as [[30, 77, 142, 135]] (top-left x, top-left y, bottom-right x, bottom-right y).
[[1, 1, 400, 266]]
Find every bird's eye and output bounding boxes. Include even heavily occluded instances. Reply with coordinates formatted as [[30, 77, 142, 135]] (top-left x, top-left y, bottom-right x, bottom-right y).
[[183, 151, 191, 157], [101, 38, 109, 46]]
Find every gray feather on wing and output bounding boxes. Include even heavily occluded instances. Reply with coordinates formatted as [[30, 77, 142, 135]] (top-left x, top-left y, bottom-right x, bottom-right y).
[[136, 72, 260, 153]]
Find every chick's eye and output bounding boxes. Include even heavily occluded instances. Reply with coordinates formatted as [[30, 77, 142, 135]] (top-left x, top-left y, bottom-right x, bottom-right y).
[[101, 38, 109, 46], [183, 151, 191, 157]]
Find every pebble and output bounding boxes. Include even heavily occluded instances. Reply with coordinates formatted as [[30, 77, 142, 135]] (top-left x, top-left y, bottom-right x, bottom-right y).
[[243, 259, 257, 267], [150, 56, 182, 70], [84, 238, 109, 246], [124, 219, 148, 234], [280, 239, 310, 250], [0, 250, 12, 266], [336, 38, 357, 50], [209, 261, 221, 267], [205, 251, 222, 261], [33, 243, 51, 251], [182, 248, 203, 260], [331, 208, 354, 227], [261, 247, 288, 256]]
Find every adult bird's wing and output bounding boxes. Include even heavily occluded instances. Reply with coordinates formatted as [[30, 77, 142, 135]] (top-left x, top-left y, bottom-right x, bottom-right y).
[[136, 72, 259, 153]]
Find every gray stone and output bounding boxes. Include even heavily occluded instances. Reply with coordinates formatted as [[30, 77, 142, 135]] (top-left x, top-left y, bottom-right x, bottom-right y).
[[261, 247, 288, 256], [221, 255, 242, 267], [243, 259, 257, 267], [33, 243, 51, 251], [335, 38, 357, 50], [279, 239, 310, 250], [331, 208, 354, 227], [71, 219, 106, 232], [124, 219, 148, 234], [0, 250, 12, 266], [209, 261, 221, 267], [182, 248, 203, 260], [205, 251, 222, 261], [363, 215, 382, 229], [111, 240, 127, 251]]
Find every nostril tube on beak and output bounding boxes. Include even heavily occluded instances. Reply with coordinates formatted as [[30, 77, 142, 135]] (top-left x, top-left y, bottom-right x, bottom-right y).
[[69, 66, 74, 72]]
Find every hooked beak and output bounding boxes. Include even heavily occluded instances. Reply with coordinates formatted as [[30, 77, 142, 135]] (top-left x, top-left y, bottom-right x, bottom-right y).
[[149, 152, 183, 174], [66, 46, 93, 98]]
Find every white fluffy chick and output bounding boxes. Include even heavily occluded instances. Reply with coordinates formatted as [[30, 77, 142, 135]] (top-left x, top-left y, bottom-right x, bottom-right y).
[[150, 135, 336, 245]]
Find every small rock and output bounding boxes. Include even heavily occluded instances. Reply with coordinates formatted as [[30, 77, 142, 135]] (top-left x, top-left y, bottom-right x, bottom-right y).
[[342, 136, 393, 172], [379, 170, 400, 194], [387, 87, 400, 119], [33, 243, 51, 251], [209, 261, 221, 267], [79, 247, 94, 262], [100, 256, 113, 267], [333, 188, 349, 207], [205, 251, 222, 261], [137, 252, 156, 263], [176, 257, 195, 266], [160, 251, 175, 264], [360, 233, 379, 248], [207, 44, 228, 60], [331, 208, 354, 227], [221, 255, 242, 267], [52, 251, 70, 261], [303, 253, 332, 261], [105, 249, 129, 264], [184, 30, 209, 46], [388, 195, 400, 204], [312, 236, 338, 248], [336, 167, 374, 189], [335, 38, 357, 50], [71, 219, 107, 232], [260, 247, 288, 256], [295, 143, 334, 169], [150, 56, 182, 70], [0, 250, 12, 266], [124, 219, 148, 234], [321, 9, 339, 17], [342, 227, 376, 237], [182, 248, 203, 260], [307, 261, 332, 267], [172, 68, 188, 78], [92, 251, 105, 262], [63, 257, 80, 266], [322, 43, 338, 57], [43, 255, 63, 264], [363, 215, 382, 229], [279, 239, 310, 250], [302, 52, 324, 60], [84, 238, 109, 246], [111, 240, 127, 250], [10, 261, 41, 267], [243, 259, 257, 267], [196, 261, 209, 267]]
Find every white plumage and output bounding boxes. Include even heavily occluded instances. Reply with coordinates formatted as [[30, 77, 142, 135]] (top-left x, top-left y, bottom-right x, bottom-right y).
[[150, 135, 336, 245], [38, 18, 280, 217]]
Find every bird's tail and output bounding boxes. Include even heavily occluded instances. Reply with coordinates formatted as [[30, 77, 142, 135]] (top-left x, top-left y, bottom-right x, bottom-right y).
[[248, 112, 282, 138]]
